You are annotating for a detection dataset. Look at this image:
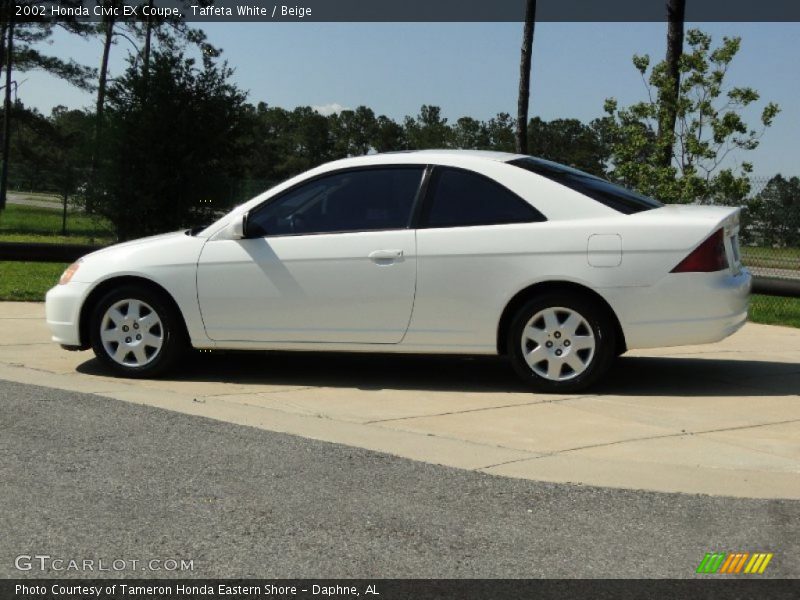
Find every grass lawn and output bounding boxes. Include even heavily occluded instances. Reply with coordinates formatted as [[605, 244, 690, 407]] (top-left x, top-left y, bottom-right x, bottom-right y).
[[0, 262, 68, 302], [0, 204, 115, 245], [749, 294, 800, 329]]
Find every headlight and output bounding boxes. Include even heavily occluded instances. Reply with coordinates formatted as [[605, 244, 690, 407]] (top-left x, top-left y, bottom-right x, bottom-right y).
[[59, 261, 82, 285]]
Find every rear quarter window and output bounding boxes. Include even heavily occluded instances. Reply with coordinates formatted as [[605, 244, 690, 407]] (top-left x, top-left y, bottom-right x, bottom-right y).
[[508, 157, 662, 215]]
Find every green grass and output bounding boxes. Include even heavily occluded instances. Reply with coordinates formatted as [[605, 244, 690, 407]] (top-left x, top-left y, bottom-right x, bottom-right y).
[[0, 261, 68, 301], [749, 294, 800, 328], [0, 204, 115, 245]]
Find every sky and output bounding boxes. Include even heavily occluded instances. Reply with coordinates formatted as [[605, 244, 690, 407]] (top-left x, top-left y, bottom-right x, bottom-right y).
[[22, 21, 800, 177]]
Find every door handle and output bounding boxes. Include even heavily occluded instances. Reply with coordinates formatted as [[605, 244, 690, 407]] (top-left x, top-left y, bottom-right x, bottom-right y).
[[368, 249, 404, 262]]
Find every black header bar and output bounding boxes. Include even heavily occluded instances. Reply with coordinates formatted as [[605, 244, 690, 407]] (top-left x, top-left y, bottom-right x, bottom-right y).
[[11, 0, 800, 23]]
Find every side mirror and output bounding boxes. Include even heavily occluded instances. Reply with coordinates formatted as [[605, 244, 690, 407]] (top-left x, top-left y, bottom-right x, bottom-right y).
[[221, 213, 247, 240]]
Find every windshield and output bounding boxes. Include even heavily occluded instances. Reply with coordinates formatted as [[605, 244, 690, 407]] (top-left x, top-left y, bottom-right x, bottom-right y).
[[508, 157, 663, 215]]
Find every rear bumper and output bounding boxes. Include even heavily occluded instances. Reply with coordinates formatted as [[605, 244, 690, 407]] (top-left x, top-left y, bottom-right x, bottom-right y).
[[45, 282, 91, 347], [609, 269, 751, 350]]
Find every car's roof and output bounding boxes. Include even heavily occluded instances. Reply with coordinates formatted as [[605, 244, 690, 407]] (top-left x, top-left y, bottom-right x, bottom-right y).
[[322, 149, 527, 170], [380, 149, 525, 161]]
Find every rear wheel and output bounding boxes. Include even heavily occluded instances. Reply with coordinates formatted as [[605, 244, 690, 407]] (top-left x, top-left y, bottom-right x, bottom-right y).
[[507, 292, 616, 393], [90, 285, 186, 378]]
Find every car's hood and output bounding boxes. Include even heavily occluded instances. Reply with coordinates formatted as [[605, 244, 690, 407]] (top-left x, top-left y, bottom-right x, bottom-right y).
[[83, 230, 189, 259], [71, 229, 207, 285]]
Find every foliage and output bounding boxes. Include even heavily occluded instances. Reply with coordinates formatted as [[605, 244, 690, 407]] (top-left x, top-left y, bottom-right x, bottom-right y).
[[527, 117, 609, 177], [404, 105, 452, 149], [330, 106, 378, 157], [1, 12, 95, 91], [98, 37, 247, 239], [5, 103, 94, 200], [602, 29, 779, 203], [744, 175, 800, 247]]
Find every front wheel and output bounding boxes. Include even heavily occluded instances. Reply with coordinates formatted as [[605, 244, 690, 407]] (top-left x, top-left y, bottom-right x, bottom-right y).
[[507, 293, 616, 393], [90, 285, 186, 378]]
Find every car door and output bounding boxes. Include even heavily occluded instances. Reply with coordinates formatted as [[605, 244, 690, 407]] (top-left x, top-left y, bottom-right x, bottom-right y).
[[197, 166, 424, 344], [407, 166, 547, 348]]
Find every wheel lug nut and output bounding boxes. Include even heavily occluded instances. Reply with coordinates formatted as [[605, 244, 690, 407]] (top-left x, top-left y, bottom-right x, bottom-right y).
[[545, 341, 553, 348], [133, 323, 139, 329], [122, 325, 129, 332], [555, 349, 563, 356], [136, 334, 142, 340], [125, 337, 132, 343], [554, 331, 561, 339], [564, 340, 571, 347]]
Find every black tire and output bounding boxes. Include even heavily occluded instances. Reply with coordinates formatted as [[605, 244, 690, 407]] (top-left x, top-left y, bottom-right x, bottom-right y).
[[89, 284, 187, 378], [507, 292, 616, 393]]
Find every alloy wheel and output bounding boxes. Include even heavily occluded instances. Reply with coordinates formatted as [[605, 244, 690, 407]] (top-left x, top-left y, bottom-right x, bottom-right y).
[[520, 306, 596, 381]]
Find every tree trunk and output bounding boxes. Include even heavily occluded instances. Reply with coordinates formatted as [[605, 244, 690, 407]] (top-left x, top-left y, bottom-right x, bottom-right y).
[[515, 0, 536, 155], [88, 13, 115, 212], [62, 192, 68, 235], [143, 0, 153, 88], [657, 0, 686, 169], [0, 15, 14, 211]]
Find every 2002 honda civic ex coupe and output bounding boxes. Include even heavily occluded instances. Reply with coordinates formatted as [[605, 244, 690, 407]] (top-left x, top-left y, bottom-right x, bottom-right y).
[[45, 150, 750, 392]]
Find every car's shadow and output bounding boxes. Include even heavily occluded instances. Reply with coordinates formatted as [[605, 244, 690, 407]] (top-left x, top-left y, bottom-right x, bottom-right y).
[[76, 351, 800, 397]]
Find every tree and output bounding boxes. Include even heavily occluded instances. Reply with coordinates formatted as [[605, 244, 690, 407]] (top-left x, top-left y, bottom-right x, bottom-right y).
[[2, 102, 92, 232], [746, 175, 800, 247], [452, 116, 489, 150], [330, 106, 377, 157], [371, 115, 405, 152], [99, 37, 247, 239], [0, 5, 94, 209], [88, 0, 218, 210], [486, 112, 516, 152], [404, 105, 452, 149], [656, 0, 686, 169], [603, 29, 779, 204], [527, 117, 609, 176], [515, 0, 536, 154]]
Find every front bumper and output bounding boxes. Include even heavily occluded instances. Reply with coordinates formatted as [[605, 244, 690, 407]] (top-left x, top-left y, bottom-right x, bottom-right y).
[[45, 282, 91, 347]]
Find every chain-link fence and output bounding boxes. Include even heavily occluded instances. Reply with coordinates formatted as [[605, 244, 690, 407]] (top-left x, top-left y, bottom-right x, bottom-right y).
[[731, 176, 800, 325]]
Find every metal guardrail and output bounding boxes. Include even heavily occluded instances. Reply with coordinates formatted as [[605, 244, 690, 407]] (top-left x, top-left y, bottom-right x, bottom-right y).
[[752, 277, 800, 298], [1, 241, 799, 298]]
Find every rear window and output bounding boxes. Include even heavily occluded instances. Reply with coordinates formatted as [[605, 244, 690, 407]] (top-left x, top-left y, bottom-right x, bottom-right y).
[[508, 157, 662, 215]]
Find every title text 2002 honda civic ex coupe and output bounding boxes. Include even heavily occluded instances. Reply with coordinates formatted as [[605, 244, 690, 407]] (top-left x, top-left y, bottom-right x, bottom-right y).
[[45, 150, 750, 392]]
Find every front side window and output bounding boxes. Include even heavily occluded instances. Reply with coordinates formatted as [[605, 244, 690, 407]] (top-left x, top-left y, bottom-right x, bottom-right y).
[[247, 167, 425, 237], [422, 167, 545, 228]]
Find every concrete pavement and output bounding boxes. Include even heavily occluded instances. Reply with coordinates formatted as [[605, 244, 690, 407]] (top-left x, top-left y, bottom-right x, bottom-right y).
[[1, 301, 799, 499], [3, 379, 798, 578], [6, 192, 69, 211]]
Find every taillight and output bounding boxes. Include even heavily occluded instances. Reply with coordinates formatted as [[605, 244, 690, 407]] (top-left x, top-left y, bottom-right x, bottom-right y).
[[671, 229, 728, 273]]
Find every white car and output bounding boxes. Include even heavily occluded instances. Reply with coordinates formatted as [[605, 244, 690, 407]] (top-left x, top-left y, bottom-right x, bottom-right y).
[[45, 150, 750, 392]]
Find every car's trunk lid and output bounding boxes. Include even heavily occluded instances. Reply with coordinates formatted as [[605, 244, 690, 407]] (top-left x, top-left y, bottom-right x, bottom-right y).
[[631, 204, 743, 275]]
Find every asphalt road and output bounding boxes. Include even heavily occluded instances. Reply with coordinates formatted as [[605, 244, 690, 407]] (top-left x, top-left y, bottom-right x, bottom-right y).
[[1, 379, 798, 579]]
